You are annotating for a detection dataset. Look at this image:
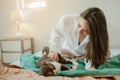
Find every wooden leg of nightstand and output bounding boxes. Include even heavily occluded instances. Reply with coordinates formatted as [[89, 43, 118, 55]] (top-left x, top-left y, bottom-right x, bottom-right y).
[[0, 41, 3, 64], [31, 38, 34, 54]]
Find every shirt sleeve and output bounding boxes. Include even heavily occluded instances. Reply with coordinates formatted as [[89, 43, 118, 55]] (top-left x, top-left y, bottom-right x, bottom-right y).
[[49, 16, 65, 53], [49, 14, 79, 54]]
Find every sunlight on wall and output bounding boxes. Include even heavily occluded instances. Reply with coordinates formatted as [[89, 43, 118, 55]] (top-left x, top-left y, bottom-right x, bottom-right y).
[[21, 0, 47, 8], [16, 0, 47, 22], [15, 0, 47, 40], [27, 2, 46, 8]]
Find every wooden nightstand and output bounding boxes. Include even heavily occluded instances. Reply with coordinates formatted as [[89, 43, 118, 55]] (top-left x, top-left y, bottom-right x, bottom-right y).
[[0, 37, 34, 64]]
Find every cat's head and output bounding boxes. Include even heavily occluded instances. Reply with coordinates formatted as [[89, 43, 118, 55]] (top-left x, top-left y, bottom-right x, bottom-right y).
[[39, 62, 56, 76]]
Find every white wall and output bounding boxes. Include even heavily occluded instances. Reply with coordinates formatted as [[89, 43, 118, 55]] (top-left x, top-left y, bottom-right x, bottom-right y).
[[0, 0, 120, 53]]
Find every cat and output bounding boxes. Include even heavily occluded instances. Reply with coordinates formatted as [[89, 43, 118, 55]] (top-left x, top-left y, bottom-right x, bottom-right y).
[[37, 46, 78, 76]]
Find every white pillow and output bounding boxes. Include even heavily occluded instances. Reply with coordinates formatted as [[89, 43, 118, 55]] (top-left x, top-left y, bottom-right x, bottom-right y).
[[110, 47, 120, 57]]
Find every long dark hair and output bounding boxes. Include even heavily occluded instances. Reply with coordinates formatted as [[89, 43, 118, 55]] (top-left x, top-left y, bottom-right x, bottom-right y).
[[81, 7, 109, 68]]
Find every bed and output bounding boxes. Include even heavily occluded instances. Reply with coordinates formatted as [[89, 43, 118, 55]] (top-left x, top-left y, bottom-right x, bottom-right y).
[[1, 65, 120, 80], [11, 47, 120, 67], [1, 47, 120, 80]]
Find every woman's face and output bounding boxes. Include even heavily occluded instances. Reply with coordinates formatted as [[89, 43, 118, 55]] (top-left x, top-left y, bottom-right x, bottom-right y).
[[77, 17, 89, 42]]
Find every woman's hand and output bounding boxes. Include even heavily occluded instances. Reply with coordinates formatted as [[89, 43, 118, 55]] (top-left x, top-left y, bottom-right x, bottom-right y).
[[61, 49, 74, 58], [48, 51, 59, 61]]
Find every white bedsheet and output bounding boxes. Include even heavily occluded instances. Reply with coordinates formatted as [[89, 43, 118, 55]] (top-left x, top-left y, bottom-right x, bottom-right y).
[[11, 51, 42, 67]]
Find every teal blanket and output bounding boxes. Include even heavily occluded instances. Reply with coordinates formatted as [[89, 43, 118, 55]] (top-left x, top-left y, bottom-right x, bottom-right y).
[[20, 53, 40, 73], [20, 53, 120, 76]]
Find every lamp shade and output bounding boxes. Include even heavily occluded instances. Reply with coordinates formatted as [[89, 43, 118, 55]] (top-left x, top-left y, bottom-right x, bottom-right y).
[[11, 10, 25, 39], [11, 10, 22, 22]]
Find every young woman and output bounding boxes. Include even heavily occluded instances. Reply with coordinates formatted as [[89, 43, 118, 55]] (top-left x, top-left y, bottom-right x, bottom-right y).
[[80, 7, 110, 69], [48, 7, 110, 69]]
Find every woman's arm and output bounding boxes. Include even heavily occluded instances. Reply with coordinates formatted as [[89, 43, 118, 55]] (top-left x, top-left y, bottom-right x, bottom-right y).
[[48, 16, 67, 61], [49, 16, 65, 53]]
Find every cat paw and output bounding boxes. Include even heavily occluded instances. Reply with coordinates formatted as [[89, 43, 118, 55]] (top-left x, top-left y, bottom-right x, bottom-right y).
[[73, 62, 79, 66], [72, 66, 77, 70], [84, 59, 96, 70]]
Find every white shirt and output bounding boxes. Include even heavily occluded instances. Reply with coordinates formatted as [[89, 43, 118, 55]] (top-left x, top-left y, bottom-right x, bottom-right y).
[[49, 14, 89, 56]]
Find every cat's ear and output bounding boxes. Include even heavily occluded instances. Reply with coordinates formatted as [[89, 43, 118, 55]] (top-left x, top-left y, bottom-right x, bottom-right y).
[[42, 46, 50, 54]]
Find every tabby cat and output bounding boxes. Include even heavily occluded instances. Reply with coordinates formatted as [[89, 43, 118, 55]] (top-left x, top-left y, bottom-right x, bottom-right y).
[[37, 46, 78, 76]]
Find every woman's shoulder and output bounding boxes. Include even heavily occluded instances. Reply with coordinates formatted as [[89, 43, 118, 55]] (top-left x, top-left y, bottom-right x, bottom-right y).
[[59, 13, 79, 21]]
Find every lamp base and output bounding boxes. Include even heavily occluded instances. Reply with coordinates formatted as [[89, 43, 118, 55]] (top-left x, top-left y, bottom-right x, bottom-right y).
[[14, 32, 24, 39]]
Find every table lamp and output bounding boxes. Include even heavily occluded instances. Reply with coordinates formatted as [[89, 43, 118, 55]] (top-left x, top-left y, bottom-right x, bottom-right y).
[[11, 10, 23, 39]]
